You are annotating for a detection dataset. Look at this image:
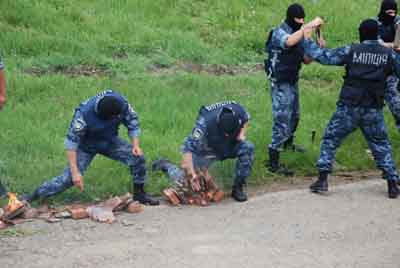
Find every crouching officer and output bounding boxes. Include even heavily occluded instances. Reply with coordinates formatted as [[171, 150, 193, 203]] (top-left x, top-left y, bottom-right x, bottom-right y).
[[152, 101, 254, 202], [303, 19, 400, 198], [23, 90, 159, 205], [265, 3, 324, 175]]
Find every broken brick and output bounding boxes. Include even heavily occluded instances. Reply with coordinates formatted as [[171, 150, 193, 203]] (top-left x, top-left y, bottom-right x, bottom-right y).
[[163, 188, 181, 206], [67, 206, 89, 220], [126, 201, 144, 214], [212, 190, 225, 202], [86, 206, 115, 224]]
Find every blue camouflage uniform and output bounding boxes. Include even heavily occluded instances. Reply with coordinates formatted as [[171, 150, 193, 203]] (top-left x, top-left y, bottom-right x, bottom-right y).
[[265, 22, 308, 150], [304, 39, 400, 182], [0, 55, 4, 70], [0, 55, 5, 197], [375, 16, 400, 128], [32, 90, 147, 198], [164, 101, 254, 187]]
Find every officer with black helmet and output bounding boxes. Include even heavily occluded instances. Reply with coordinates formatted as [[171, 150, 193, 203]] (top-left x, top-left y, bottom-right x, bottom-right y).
[[152, 101, 254, 202], [22, 90, 159, 205]]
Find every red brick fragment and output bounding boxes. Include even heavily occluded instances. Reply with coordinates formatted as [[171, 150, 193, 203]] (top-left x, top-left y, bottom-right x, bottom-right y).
[[212, 190, 225, 202], [126, 201, 144, 214]]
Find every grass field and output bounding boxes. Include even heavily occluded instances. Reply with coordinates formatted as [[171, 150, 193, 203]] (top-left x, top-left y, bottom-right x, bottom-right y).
[[0, 0, 398, 203]]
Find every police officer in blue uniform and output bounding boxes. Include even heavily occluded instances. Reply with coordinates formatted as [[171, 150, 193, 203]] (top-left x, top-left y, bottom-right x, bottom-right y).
[[152, 101, 254, 202], [0, 54, 7, 198], [374, 0, 400, 130], [265, 3, 324, 175], [23, 90, 159, 205], [303, 19, 400, 198]]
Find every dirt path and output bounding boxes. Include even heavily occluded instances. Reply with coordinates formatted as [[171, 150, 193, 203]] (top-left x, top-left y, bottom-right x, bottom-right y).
[[1, 177, 399, 268]]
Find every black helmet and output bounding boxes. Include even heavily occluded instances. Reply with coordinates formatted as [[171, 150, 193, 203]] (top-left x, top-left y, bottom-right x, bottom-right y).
[[97, 96, 124, 120]]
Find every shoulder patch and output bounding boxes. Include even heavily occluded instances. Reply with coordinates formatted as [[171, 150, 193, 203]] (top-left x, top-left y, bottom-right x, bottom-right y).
[[192, 128, 204, 140], [203, 101, 237, 112], [73, 118, 86, 132]]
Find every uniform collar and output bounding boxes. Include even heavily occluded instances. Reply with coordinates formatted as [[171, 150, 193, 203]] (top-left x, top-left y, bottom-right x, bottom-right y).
[[280, 22, 294, 34]]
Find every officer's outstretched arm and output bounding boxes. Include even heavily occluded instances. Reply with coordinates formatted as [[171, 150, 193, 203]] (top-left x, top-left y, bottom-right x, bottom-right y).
[[303, 39, 349, 66]]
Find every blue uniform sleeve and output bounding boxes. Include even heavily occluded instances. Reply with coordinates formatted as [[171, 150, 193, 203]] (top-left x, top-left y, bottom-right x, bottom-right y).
[[182, 116, 208, 154], [303, 39, 351, 66], [391, 52, 400, 78], [64, 110, 87, 150], [271, 27, 291, 49], [0, 55, 4, 70], [121, 104, 141, 138]]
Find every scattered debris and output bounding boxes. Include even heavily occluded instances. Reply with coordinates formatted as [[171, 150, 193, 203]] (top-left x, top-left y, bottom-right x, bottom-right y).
[[86, 206, 116, 224], [126, 201, 144, 214], [2, 193, 27, 221], [0, 193, 142, 229], [163, 171, 225, 206], [67, 205, 89, 220]]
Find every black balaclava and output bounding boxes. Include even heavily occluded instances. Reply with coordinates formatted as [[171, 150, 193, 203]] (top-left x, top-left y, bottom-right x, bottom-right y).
[[218, 108, 241, 138], [285, 3, 305, 31], [97, 96, 124, 120], [378, 0, 397, 25], [359, 19, 379, 42]]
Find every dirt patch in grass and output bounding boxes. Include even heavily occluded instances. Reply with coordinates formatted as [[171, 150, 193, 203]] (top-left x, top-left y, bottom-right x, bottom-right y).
[[25, 64, 112, 77], [147, 61, 264, 76]]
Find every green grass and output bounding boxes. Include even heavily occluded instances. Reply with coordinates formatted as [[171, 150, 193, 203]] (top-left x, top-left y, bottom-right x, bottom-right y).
[[0, 0, 398, 203]]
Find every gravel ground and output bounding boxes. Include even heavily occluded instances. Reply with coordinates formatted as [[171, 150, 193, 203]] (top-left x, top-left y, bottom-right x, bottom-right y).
[[1, 178, 399, 268]]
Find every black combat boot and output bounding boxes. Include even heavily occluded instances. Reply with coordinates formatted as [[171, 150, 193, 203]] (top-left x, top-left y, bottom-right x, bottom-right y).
[[133, 183, 160, 206], [387, 180, 399, 199], [20, 189, 40, 203], [310, 171, 329, 193], [152, 158, 172, 173], [267, 148, 294, 176], [283, 136, 306, 153], [231, 184, 248, 202]]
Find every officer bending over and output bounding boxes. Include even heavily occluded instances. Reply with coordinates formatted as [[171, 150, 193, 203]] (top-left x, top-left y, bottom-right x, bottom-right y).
[[23, 90, 159, 205], [303, 19, 400, 198], [153, 101, 254, 202]]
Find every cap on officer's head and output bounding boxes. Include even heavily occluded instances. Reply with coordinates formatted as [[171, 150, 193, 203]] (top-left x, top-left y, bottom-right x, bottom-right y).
[[358, 19, 379, 42], [97, 96, 124, 120]]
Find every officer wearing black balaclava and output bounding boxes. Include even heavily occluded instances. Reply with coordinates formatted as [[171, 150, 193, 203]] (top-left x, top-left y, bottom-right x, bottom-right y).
[[372, 0, 400, 148], [264, 4, 324, 176], [377, 0, 398, 42], [302, 19, 400, 199], [285, 3, 306, 32]]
